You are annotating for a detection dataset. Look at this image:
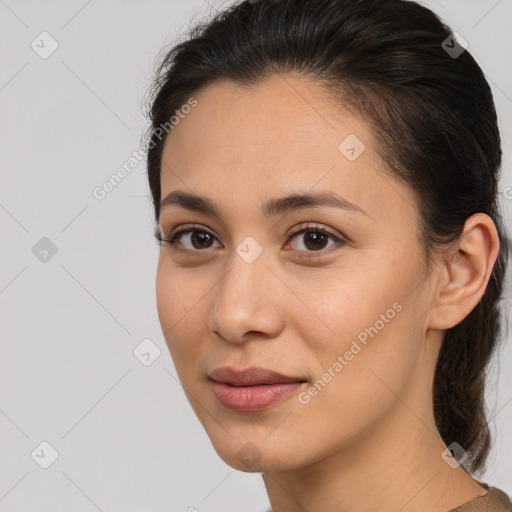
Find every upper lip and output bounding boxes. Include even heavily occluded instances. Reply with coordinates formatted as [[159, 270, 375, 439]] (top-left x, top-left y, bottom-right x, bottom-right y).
[[209, 366, 307, 386]]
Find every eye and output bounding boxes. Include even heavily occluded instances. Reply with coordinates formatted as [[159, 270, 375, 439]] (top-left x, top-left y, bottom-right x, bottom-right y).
[[156, 222, 346, 255], [284, 223, 345, 256], [157, 224, 221, 251]]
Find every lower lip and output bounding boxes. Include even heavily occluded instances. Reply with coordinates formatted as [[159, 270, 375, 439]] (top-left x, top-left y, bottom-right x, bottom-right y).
[[211, 381, 304, 412]]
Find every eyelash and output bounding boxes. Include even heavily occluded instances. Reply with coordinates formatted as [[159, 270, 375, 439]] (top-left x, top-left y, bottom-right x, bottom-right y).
[[155, 222, 346, 257]]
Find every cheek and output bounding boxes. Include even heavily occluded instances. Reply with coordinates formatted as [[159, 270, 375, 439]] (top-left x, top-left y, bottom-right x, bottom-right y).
[[155, 261, 206, 367], [290, 264, 421, 403], [291, 311, 420, 458], [156, 259, 208, 328], [289, 266, 402, 358]]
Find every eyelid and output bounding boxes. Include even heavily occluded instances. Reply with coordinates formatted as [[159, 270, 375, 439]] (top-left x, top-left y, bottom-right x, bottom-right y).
[[286, 222, 343, 242], [168, 223, 215, 240]]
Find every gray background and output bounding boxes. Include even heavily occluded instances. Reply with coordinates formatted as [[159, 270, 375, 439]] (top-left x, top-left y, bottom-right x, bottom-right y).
[[0, 0, 511, 510]]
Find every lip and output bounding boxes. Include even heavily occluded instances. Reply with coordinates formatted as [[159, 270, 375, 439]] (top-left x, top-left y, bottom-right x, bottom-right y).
[[209, 366, 306, 386], [209, 366, 307, 412]]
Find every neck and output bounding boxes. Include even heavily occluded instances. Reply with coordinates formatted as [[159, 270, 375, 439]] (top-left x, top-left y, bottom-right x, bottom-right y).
[[262, 374, 486, 512]]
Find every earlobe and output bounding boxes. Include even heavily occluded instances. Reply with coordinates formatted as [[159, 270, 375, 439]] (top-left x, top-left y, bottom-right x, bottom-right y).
[[428, 213, 500, 331]]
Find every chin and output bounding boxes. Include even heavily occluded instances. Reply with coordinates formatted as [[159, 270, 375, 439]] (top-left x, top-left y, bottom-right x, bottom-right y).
[[207, 432, 309, 473]]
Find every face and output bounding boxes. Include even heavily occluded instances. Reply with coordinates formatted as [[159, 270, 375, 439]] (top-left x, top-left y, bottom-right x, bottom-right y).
[[156, 74, 436, 472]]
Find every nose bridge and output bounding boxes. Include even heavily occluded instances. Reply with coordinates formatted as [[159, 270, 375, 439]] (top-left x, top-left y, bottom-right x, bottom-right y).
[[208, 242, 284, 343]]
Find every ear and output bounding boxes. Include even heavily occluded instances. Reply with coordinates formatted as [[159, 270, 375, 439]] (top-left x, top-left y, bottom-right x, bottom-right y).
[[428, 213, 500, 331]]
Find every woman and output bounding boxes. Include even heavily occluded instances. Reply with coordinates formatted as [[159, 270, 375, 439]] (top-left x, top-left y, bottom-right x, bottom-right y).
[[144, 0, 512, 510]]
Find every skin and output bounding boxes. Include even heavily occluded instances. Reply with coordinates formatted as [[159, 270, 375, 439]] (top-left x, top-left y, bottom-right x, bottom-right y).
[[155, 74, 500, 512]]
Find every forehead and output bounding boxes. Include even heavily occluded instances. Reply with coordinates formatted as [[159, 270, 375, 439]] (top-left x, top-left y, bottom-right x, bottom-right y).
[[163, 74, 375, 165], [159, 74, 416, 225]]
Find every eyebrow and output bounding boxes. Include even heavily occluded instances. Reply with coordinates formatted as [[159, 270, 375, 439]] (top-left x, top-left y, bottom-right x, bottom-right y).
[[160, 189, 369, 218]]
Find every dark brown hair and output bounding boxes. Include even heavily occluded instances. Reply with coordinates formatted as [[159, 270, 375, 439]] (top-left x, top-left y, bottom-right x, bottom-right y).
[[144, 0, 510, 473]]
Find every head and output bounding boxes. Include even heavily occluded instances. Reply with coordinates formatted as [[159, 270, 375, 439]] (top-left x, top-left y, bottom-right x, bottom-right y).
[[145, 0, 510, 475]]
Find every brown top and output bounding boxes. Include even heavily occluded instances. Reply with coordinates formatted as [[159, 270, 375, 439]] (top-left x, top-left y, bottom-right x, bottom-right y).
[[448, 485, 512, 512], [264, 483, 512, 512]]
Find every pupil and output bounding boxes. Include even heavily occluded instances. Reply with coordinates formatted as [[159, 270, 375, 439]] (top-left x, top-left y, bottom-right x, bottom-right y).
[[305, 230, 326, 250], [193, 231, 212, 249]]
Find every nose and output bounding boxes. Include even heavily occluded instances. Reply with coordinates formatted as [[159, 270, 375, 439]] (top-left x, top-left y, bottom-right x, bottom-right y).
[[208, 249, 285, 344]]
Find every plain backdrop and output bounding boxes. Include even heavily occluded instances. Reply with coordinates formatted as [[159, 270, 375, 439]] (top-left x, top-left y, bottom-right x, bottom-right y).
[[0, 0, 511, 510]]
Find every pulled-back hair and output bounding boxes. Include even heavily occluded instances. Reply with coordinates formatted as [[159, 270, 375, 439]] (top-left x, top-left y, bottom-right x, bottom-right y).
[[144, 0, 510, 473]]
